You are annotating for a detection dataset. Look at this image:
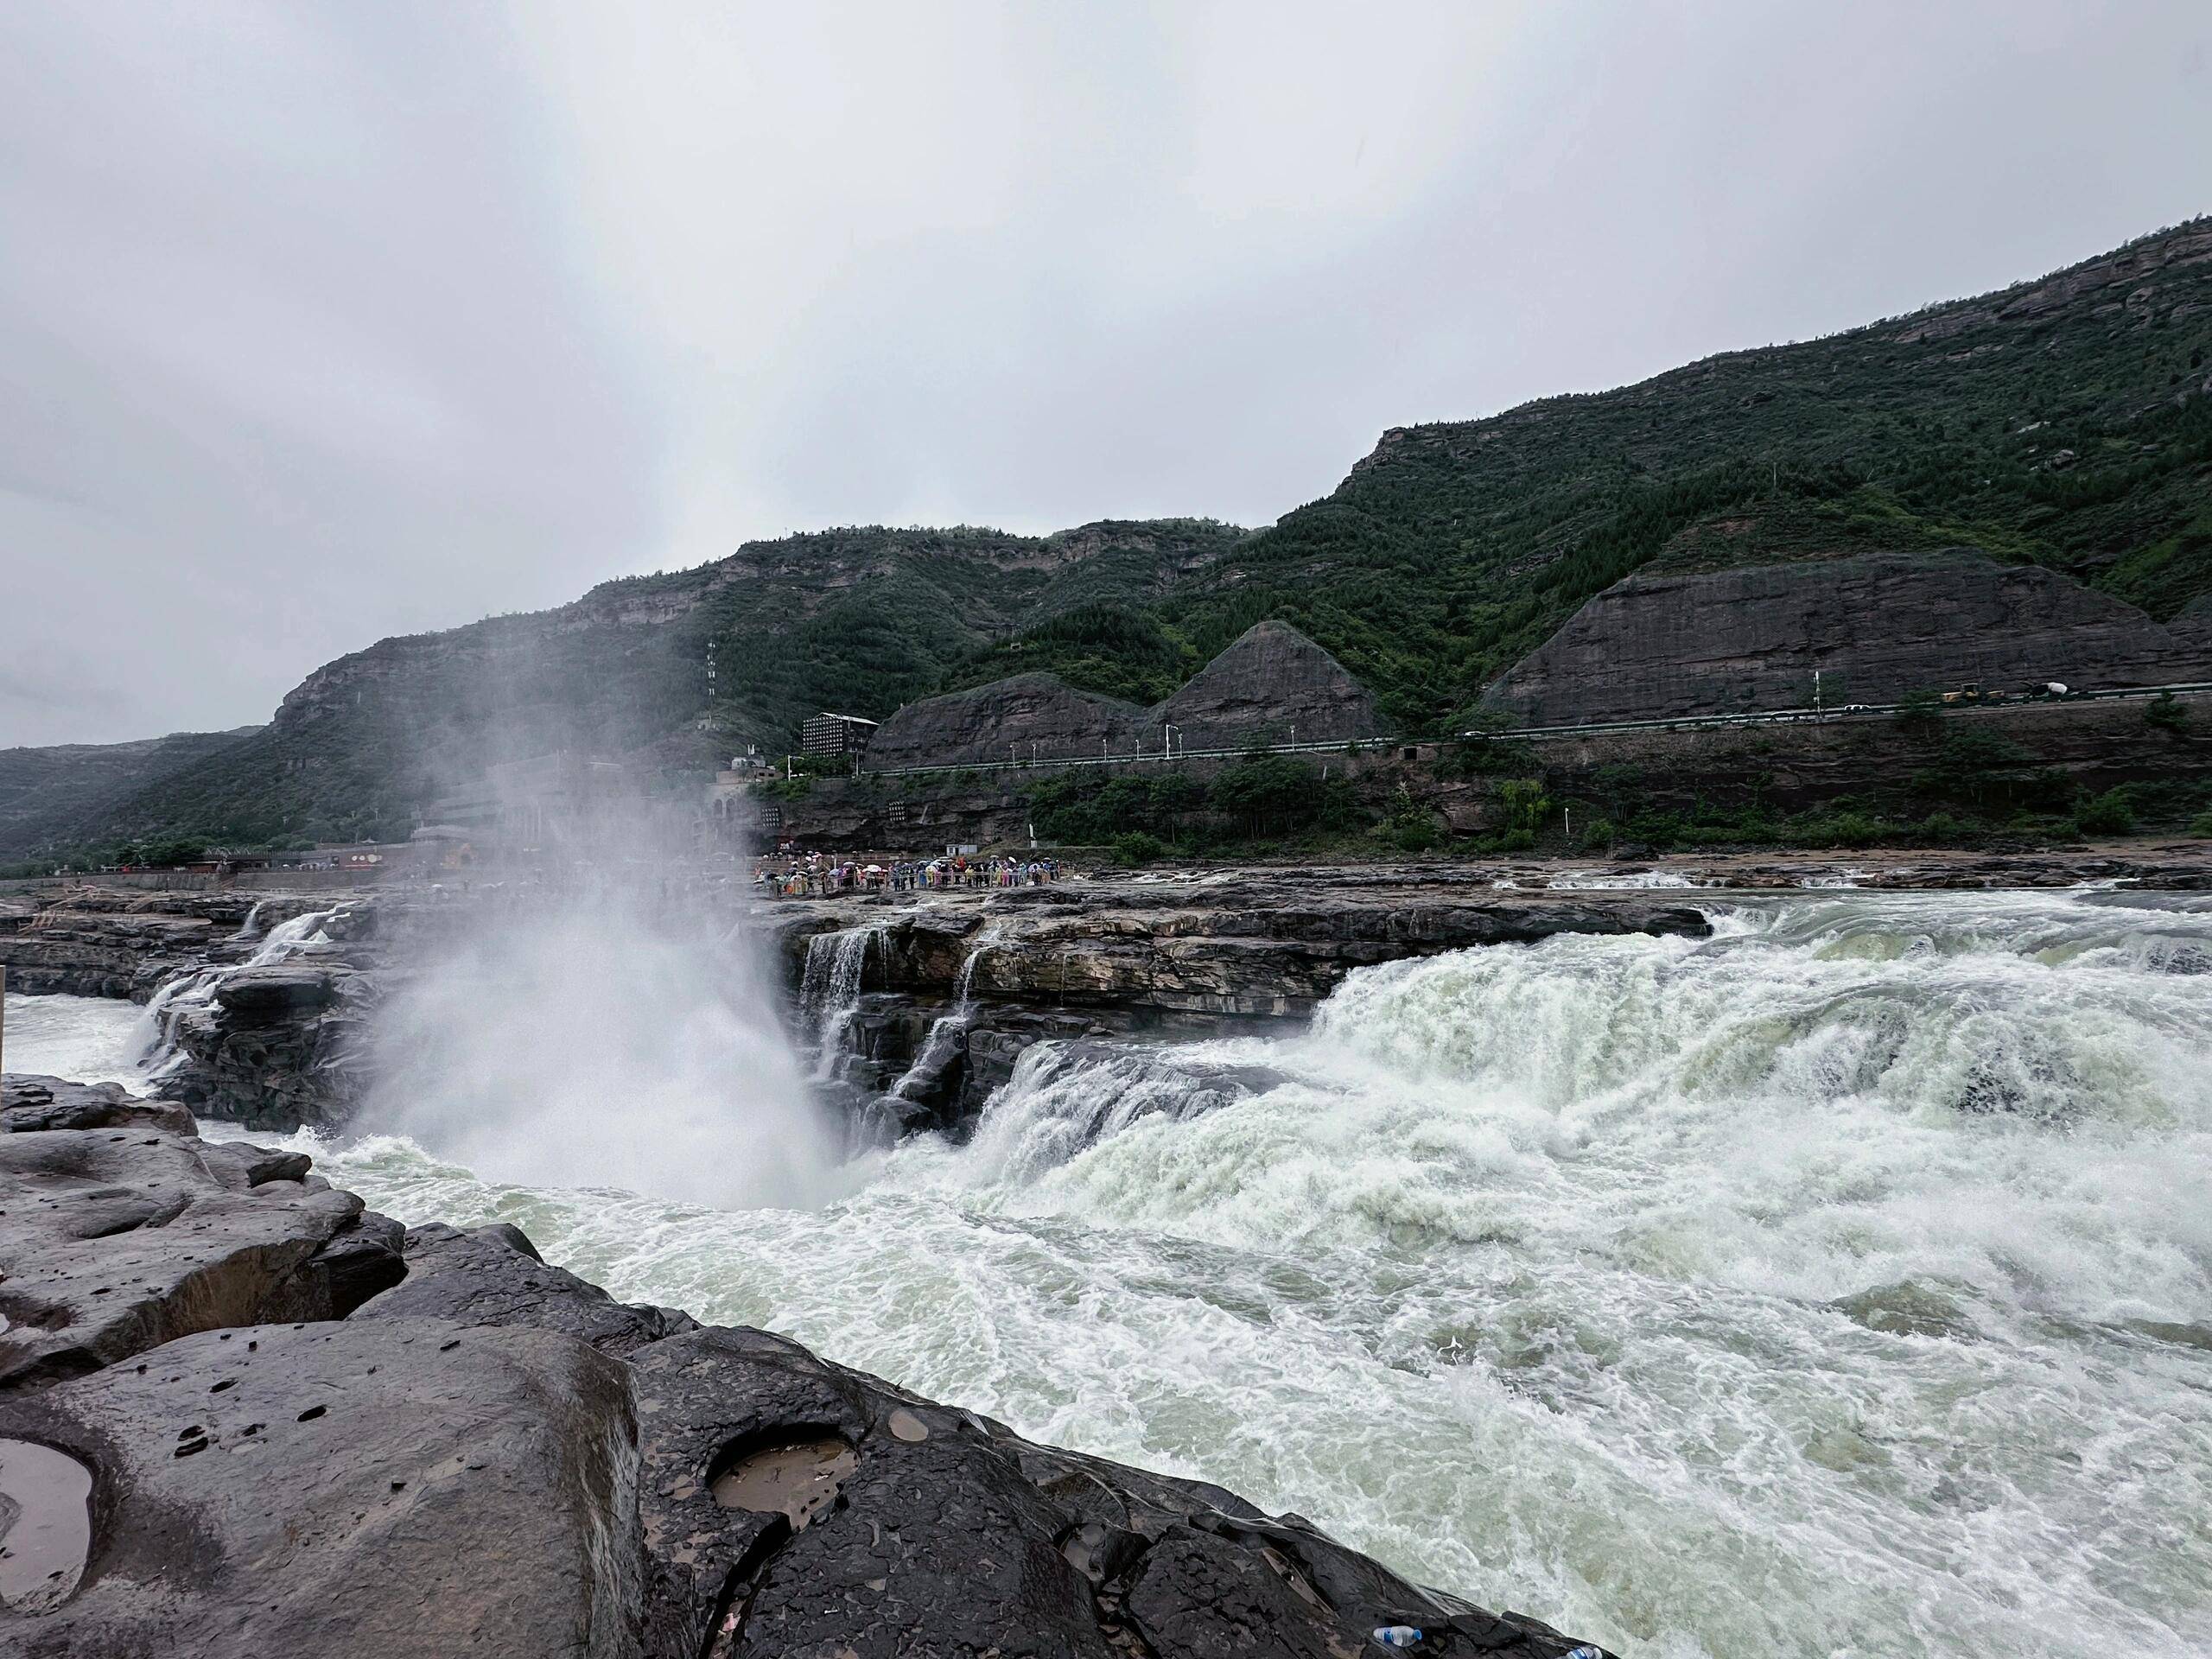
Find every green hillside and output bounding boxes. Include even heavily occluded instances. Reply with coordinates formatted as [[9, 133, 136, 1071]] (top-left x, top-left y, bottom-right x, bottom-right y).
[[959, 219, 2212, 732], [15, 218, 2211, 860], [0, 728, 264, 863], [10, 521, 1242, 855]]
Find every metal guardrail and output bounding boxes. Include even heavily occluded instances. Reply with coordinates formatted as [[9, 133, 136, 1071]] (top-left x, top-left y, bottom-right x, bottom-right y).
[[853, 682, 2212, 779], [860, 734, 1424, 779], [1467, 681, 2212, 742]]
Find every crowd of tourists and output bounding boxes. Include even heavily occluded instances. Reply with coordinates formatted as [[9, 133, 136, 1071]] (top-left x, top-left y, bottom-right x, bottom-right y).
[[754, 851, 1062, 899]]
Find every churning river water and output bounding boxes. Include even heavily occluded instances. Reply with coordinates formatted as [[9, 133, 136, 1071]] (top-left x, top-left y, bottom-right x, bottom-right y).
[[12, 890, 2211, 1657]]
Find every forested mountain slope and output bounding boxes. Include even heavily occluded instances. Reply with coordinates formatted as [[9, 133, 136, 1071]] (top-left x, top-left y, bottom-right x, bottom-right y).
[[19, 219, 2211, 856], [15, 522, 1240, 853], [0, 728, 262, 862], [968, 219, 2212, 730]]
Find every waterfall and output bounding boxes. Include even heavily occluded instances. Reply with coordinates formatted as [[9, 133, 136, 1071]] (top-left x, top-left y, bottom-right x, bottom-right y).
[[886, 928, 998, 1103], [798, 925, 882, 1079], [212, 888, 2212, 1656], [134, 902, 350, 1074], [232, 899, 268, 940]]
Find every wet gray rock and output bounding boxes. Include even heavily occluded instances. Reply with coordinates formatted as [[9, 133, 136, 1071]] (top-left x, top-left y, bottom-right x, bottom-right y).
[[0, 1076, 194, 1137], [0, 1318, 643, 1658], [0, 908, 217, 999], [789, 886, 1708, 1025], [212, 961, 345, 1014], [628, 1323, 1594, 1659], [354, 1222, 696, 1357], [162, 983, 369, 1133], [0, 1122, 396, 1391]]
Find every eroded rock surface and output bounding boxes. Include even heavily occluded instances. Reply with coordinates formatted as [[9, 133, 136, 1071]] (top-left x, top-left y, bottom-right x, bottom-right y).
[[0, 1077, 194, 1137], [632, 1325, 1591, 1659], [355, 1221, 697, 1357], [1154, 619, 1382, 750], [861, 620, 1388, 771], [1484, 549, 2212, 726], [0, 1109, 403, 1391], [0, 1318, 642, 1658]]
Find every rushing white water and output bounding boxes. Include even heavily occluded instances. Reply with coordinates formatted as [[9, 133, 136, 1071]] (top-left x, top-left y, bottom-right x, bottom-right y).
[[887, 927, 998, 1102], [19, 890, 2212, 1656], [798, 925, 884, 1081], [1546, 869, 1706, 890], [131, 903, 348, 1075], [3, 992, 150, 1085]]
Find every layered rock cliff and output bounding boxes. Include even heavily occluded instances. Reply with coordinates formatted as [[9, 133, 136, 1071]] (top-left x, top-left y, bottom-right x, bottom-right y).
[[1152, 620, 1382, 749], [863, 620, 1387, 770], [860, 673, 1148, 770], [1484, 550, 2212, 726]]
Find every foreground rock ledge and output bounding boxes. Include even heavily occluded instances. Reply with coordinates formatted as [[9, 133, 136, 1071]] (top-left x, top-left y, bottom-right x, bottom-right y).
[[0, 1083, 1611, 1659]]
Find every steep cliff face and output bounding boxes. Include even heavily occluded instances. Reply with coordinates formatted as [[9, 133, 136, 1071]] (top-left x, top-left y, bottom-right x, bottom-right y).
[[861, 621, 1386, 770], [1152, 620, 1381, 748], [861, 674, 1146, 770], [1484, 551, 2212, 725]]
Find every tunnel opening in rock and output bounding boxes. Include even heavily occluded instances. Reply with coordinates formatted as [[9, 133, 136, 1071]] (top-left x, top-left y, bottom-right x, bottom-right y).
[[705, 1428, 856, 1530], [0, 1439, 94, 1614]]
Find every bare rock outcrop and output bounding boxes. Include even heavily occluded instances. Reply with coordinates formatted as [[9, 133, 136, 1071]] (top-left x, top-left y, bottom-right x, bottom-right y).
[[0, 1111, 404, 1392], [1484, 550, 2212, 727], [861, 621, 1389, 772], [354, 1221, 698, 1357], [861, 672, 1146, 771], [0, 1076, 194, 1137], [0, 1318, 643, 1657], [1152, 619, 1382, 749]]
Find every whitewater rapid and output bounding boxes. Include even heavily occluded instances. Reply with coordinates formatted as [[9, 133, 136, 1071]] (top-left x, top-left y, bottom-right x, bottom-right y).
[[10, 890, 2211, 1656]]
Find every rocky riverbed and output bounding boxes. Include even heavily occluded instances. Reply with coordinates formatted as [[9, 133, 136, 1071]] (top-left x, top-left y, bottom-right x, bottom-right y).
[[8, 842, 2211, 1136], [0, 1071, 1602, 1658]]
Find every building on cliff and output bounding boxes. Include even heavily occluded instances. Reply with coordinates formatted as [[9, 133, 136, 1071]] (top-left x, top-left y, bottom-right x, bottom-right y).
[[859, 620, 1387, 771], [801, 712, 879, 759]]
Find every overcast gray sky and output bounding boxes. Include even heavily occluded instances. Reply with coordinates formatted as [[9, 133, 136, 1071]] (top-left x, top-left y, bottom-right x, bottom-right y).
[[4, 1, 2208, 746]]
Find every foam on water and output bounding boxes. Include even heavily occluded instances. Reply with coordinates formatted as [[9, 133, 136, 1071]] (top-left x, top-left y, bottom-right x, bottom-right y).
[[1544, 869, 1706, 890], [30, 891, 2212, 1656], [3, 993, 150, 1086]]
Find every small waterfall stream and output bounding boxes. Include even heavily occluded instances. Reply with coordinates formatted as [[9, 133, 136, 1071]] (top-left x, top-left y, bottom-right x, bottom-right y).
[[798, 925, 884, 1080], [134, 903, 351, 1075], [887, 927, 999, 1103]]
